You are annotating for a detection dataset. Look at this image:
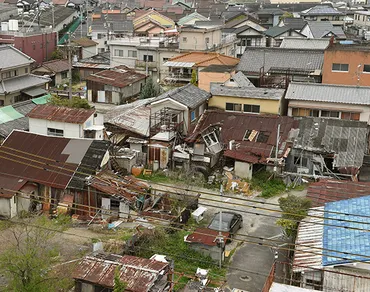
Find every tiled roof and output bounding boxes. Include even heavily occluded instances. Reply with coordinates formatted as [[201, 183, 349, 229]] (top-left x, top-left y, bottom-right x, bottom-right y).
[[323, 196, 370, 266], [280, 37, 330, 50], [152, 83, 211, 109], [264, 26, 301, 38], [293, 118, 367, 169], [41, 59, 70, 73], [237, 47, 324, 75], [85, 66, 147, 88], [233, 21, 267, 34], [229, 71, 254, 87], [279, 17, 307, 30], [178, 11, 209, 26], [301, 5, 344, 16], [307, 179, 370, 207], [0, 74, 50, 95], [72, 38, 98, 47], [210, 84, 285, 100], [257, 8, 285, 15], [302, 21, 346, 39], [0, 45, 34, 69], [286, 82, 370, 105], [27, 104, 95, 124], [168, 52, 240, 67]]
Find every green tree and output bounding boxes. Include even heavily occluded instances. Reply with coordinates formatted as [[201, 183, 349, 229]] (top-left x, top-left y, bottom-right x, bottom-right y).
[[140, 77, 159, 99], [279, 11, 294, 21], [276, 194, 312, 238], [190, 69, 197, 86], [50, 49, 64, 60], [0, 218, 68, 292], [113, 266, 127, 292], [49, 95, 91, 109]]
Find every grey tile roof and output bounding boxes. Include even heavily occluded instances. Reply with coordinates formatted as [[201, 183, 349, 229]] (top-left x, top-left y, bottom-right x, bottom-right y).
[[280, 17, 306, 30], [264, 26, 298, 37], [0, 45, 34, 69], [152, 84, 211, 109], [229, 71, 255, 87], [280, 37, 330, 50], [0, 74, 50, 95], [286, 82, 370, 105], [257, 8, 285, 15], [301, 5, 344, 16], [210, 83, 284, 100], [236, 47, 324, 74], [293, 117, 367, 168], [303, 21, 346, 39]]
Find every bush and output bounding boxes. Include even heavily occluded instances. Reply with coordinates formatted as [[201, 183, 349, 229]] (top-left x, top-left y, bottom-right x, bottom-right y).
[[49, 95, 91, 109], [250, 171, 286, 198]]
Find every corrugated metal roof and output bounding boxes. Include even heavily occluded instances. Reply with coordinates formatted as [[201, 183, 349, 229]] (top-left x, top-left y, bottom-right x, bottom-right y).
[[163, 61, 195, 67], [301, 5, 344, 16], [323, 196, 370, 266], [237, 48, 324, 75], [0, 106, 24, 124], [186, 227, 229, 246], [286, 82, 370, 105], [0, 74, 50, 95], [307, 179, 370, 207], [27, 104, 95, 124], [73, 254, 169, 292], [293, 207, 324, 272], [323, 267, 370, 291], [0, 174, 27, 199]]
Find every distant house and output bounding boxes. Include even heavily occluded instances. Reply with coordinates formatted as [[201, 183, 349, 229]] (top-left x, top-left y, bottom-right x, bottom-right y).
[[32, 59, 70, 87], [236, 47, 324, 86], [299, 5, 345, 25], [0, 130, 110, 218], [27, 104, 104, 140], [277, 17, 307, 31], [256, 8, 285, 28], [0, 45, 50, 106], [264, 25, 306, 47], [280, 37, 330, 50], [73, 51, 111, 80], [73, 253, 171, 292], [198, 65, 236, 92], [72, 38, 98, 60], [178, 11, 209, 26], [285, 117, 367, 178], [133, 10, 175, 36], [85, 66, 147, 104], [293, 196, 370, 290], [300, 21, 346, 39], [285, 82, 370, 123]]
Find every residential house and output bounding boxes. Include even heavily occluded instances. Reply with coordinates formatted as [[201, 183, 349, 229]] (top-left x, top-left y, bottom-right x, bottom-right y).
[[280, 37, 330, 50], [178, 11, 209, 26], [285, 82, 370, 123], [164, 52, 239, 83], [322, 43, 370, 86], [0, 130, 110, 218], [224, 13, 260, 30], [0, 4, 17, 22], [353, 11, 370, 30], [198, 64, 236, 92], [185, 111, 297, 179], [236, 47, 324, 87], [73, 51, 111, 80], [31, 59, 70, 87], [277, 17, 307, 31], [133, 10, 175, 36], [73, 253, 171, 292], [0, 94, 50, 142], [72, 38, 98, 60], [256, 8, 285, 28], [27, 104, 104, 139], [209, 78, 285, 115], [264, 26, 305, 47], [0, 45, 50, 106], [300, 21, 346, 39], [285, 117, 367, 178], [299, 5, 345, 25], [85, 66, 147, 104], [293, 196, 370, 291]]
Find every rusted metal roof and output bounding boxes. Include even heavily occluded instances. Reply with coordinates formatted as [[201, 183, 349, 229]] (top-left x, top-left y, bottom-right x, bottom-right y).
[[73, 254, 169, 292], [185, 227, 229, 246], [27, 104, 95, 124], [0, 174, 27, 199], [307, 179, 370, 207]]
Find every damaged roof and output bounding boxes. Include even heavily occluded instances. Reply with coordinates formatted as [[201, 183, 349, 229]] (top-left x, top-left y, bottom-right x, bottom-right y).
[[187, 110, 297, 164], [0, 174, 27, 199], [0, 130, 109, 189], [293, 117, 367, 169], [185, 227, 229, 246], [210, 84, 285, 100], [307, 179, 370, 207], [73, 254, 169, 292]]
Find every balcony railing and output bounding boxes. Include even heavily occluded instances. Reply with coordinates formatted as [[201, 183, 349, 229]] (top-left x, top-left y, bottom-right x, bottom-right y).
[[135, 60, 157, 69]]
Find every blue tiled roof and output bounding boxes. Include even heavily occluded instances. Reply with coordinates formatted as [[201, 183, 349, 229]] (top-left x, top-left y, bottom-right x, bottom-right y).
[[323, 196, 370, 266]]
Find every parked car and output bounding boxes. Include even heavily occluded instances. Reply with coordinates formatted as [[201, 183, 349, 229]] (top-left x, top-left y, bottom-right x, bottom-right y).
[[208, 212, 243, 235]]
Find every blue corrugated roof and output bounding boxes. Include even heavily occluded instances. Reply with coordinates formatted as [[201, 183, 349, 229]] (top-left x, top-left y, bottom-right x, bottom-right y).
[[323, 196, 370, 266]]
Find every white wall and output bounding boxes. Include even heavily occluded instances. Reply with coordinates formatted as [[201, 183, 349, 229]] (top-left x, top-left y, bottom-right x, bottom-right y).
[[235, 161, 253, 180], [82, 46, 98, 59], [0, 197, 12, 218], [29, 118, 82, 138]]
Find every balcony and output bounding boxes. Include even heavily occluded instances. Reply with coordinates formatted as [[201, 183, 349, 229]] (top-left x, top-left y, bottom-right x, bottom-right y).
[[135, 60, 157, 69]]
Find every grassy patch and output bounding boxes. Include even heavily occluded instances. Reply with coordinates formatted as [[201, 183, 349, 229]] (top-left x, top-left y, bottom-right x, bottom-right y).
[[250, 171, 286, 198]]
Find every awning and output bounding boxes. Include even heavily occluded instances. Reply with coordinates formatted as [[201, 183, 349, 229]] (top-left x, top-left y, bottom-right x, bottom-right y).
[[22, 87, 47, 97], [0, 106, 24, 124], [163, 61, 195, 67], [32, 93, 51, 104]]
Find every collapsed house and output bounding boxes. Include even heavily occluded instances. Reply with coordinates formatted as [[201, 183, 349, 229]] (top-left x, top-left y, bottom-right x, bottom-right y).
[[285, 117, 368, 179], [181, 110, 298, 179]]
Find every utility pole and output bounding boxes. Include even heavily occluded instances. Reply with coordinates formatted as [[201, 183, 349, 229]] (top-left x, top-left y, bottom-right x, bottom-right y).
[[274, 123, 281, 175], [217, 185, 224, 269], [68, 32, 72, 100]]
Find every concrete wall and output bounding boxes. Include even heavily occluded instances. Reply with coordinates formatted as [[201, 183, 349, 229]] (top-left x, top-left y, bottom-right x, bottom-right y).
[[0, 197, 12, 218], [322, 49, 370, 86], [82, 45, 97, 59], [235, 161, 253, 180], [209, 95, 281, 114], [110, 43, 138, 68], [198, 71, 233, 92], [179, 29, 222, 51], [189, 243, 223, 262]]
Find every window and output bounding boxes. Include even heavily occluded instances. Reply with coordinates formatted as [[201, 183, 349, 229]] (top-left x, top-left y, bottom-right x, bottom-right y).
[[203, 131, 219, 147], [246, 39, 252, 46], [182, 37, 187, 42], [332, 63, 349, 72], [341, 112, 360, 121], [25, 67, 28, 74], [143, 55, 153, 62], [1, 70, 17, 79], [364, 64, 370, 72], [243, 104, 260, 113], [61, 72, 68, 79], [305, 279, 322, 290], [110, 200, 120, 209], [114, 49, 124, 57], [47, 128, 64, 137], [14, 95, 28, 103], [97, 33, 105, 39], [321, 110, 340, 118], [128, 50, 137, 58], [163, 57, 169, 62], [226, 102, 242, 112], [191, 110, 196, 122], [310, 109, 319, 117]]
